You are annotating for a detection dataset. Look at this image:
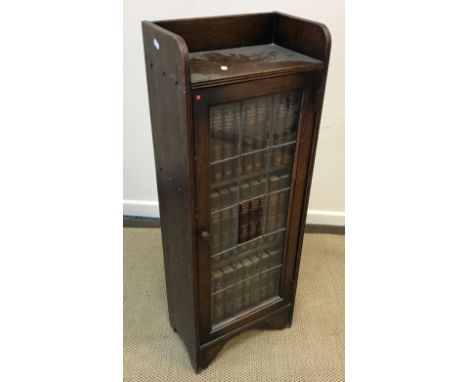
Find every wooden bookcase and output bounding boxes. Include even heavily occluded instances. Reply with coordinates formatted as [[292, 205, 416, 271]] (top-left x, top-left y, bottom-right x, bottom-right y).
[[142, 12, 331, 372]]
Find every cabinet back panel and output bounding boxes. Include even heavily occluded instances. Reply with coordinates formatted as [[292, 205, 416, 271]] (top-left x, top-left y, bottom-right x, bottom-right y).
[[156, 13, 274, 53]]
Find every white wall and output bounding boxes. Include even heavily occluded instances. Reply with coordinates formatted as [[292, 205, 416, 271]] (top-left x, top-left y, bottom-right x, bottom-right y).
[[124, 0, 344, 226]]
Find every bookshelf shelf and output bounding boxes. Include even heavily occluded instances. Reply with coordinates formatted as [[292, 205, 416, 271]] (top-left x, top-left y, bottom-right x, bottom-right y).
[[143, 12, 331, 372]]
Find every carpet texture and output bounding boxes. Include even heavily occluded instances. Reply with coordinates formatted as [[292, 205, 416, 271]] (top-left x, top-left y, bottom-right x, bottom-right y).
[[124, 228, 344, 381]]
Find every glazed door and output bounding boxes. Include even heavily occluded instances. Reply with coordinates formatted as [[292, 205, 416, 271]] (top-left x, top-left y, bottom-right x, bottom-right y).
[[193, 73, 319, 342]]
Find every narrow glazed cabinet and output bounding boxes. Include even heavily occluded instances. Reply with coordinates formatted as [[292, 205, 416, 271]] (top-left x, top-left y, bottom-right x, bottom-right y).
[[142, 12, 331, 373]]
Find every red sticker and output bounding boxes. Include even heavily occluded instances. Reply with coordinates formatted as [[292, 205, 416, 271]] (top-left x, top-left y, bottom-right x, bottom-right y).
[[195, 95, 201, 101]]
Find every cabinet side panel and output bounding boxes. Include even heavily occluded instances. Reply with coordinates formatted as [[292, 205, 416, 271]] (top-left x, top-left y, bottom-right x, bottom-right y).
[[274, 14, 332, 317], [274, 13, 331, 62], [142, 22, 198, 361]]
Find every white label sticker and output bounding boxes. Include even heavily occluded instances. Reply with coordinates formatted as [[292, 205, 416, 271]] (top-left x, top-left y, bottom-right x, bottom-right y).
[[220, 65, 228, 71], [153, 38, 160, 50]]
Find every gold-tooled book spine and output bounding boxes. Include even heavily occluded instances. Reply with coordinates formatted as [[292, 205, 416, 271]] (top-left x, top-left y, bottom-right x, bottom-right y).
[[238, 201, 250, 243]]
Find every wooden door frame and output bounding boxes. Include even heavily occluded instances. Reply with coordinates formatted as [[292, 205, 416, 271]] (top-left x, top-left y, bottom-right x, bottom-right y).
[[192, 71, 322, 344]]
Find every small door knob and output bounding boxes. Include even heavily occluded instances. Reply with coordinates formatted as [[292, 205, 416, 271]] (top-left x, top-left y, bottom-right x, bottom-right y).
[[201, 231, 211, 242]]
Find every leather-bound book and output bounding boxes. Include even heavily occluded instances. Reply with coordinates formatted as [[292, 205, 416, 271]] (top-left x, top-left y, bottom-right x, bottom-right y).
[[249, 178, 261, 198], [229, 208, 238, 248], [268, 248, 282, 268], [247, 199, 258, 241], [238, 202, 250, 243], [223, 286, 234, 319], [232, 261, 245, 313], [218, 186, 230, 209], [241, 256, 253, 278], [240, 180, 250, 201], [255, 98, 267, 147], [241, 279, 252, 309], [211, 162, 223, 185], [279, 172, 290, 189], [282, 143, 294, 170], [210, 211, 221, 255], [212, 268, 224, 292], [243, 100, 257, 152], [269, 174, 281, 192], [223, 158, 234, 183], [258, 272, 268, 301], [266, 269, 279, 298], [242, 153, 254, 176], [250, 254, 261, 275], [229, 184, 238, 205], [222, 264, 235, 318], [211, 108, 224, 160], [249, 254, 261, 305], [213, 292, 224, 322], [248, 198, 262, 240], [266, 193, 279, 232], [211, 189, 221, 211], [211, 108, 224, 183], [221, 208, 232, 251], [223, 104, 236, 157], [272, 94, 288, 145], [277, 191, 289, 230]]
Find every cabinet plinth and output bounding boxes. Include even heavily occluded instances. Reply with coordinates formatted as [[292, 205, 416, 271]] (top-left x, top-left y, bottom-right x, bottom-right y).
[[142, 12, 331, 372]]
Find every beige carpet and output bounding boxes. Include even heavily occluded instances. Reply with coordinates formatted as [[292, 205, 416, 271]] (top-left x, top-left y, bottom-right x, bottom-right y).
[[124, 228, 344, 381]]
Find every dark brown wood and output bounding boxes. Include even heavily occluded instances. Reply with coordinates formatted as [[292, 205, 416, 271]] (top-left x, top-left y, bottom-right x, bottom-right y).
[[189, 44, 323, 88], [142, 21, 200, 372], [142, 12, 331, 373], [157, 13, 275, 53]]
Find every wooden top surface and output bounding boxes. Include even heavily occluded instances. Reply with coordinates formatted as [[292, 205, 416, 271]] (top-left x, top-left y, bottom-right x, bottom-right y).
[[189, 44, 323, 88]]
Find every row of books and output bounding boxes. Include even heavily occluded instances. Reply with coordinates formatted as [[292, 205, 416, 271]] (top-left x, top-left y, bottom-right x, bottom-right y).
[[210, 207, 238, 255], [210, 91, 301, 165], [212, 265, 282, 323], [211, 143, 296, 187], [265, 190, 290, 234], [238, 199, 262, 244], [210, 189, 290, 255], [211, 170, 292, 212], [211, 231, 285, 268]]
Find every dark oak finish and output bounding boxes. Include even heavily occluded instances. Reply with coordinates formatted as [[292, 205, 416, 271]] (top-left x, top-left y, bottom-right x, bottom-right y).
[[142, 12, 331, 373], [189, 44, 323, 88]]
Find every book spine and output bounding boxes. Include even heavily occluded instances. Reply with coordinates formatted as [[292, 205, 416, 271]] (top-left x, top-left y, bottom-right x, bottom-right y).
[[233, 261, 244, 313], [238, 202, 250, 243], [223, 105, 237, 184], [229, 207, 238, 249], [247, 199, 259, 241], [276, 191, 289, 230], [243, 100, 257, 152], [249, 254, 261, 304], [211, 108, 224, 183], [213, 292, 224, 322], [220, 209, 232, 252], [266, 268, 279, 298], [241, 279, 252, 309], [211, 211, 221, 255], [266, 193, 279, 233], [272, 93, 288, 145], [211, 189, 220, 211], [258, 272, 268, 301], [222, 265, 235, 318], [268, 248, 282, 268]]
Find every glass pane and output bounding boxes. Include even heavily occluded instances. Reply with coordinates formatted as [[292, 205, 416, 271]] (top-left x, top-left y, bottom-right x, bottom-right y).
[[209, 89, 302, 326]]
